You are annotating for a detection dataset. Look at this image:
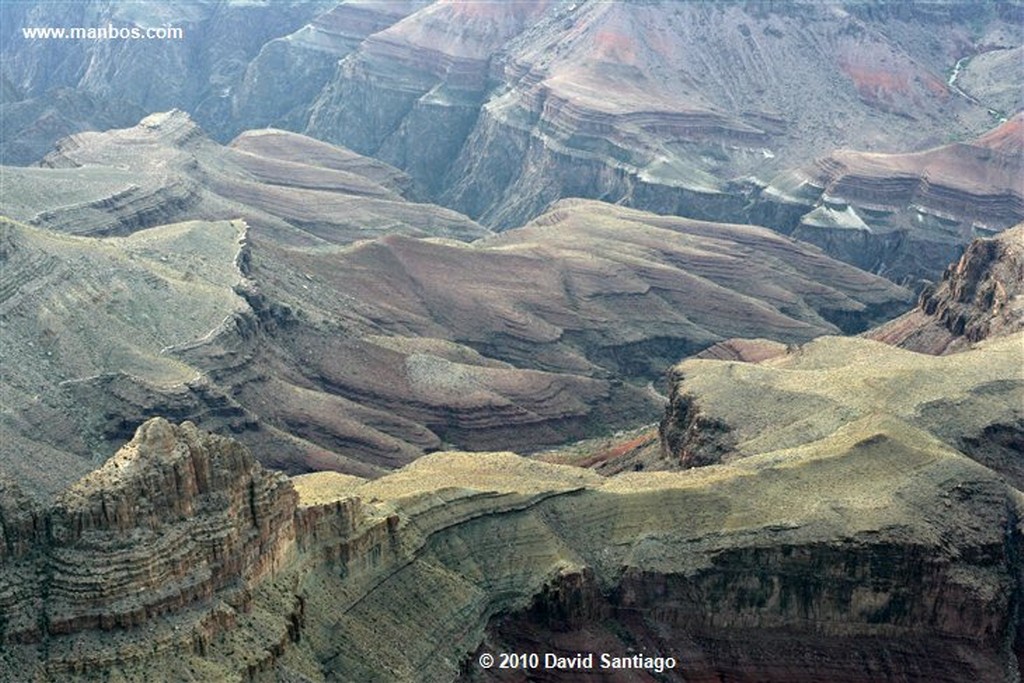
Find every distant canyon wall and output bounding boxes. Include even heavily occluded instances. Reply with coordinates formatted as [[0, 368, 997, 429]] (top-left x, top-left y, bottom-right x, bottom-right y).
[[4, 1, 1022, 281]]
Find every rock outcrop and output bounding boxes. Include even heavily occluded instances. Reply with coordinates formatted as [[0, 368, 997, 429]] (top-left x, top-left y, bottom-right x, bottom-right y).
[[4, 1, 1019, 256], [758, 116, 1024, 282], [0, 418, 298, 679], [231, 1, 434, 137], [867, 223, 1024, 354], [301, 1, 1017, 231], [2, 406, 1021, 681], [0, 176, 913, 494], [2, 111, 487, 244], [660, 333, 1023, 478]]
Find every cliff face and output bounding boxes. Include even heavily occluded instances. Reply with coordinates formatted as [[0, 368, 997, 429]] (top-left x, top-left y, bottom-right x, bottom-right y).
[[4, 1, 1019, 277], [3, 405, 1021, 681], [300, 1, 1017, 232], [0, 418, 298, 678], [867, 223, 1024, 354], [757, 116, 1024, 282], [230, 1, 433, 137]]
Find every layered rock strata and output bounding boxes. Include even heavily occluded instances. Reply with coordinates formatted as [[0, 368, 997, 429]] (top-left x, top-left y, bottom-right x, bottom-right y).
[[867, 223, 1024, 354], [302, 1, 1017, 231], [3, 1, 1019, 249], [0, 171, 913, 491], [758, 116, 1024, 282], [2, 110, 486, 245], [0, 419, 297, 679], [660, 333, 1024, 480], [1, 406, 1021, 681]]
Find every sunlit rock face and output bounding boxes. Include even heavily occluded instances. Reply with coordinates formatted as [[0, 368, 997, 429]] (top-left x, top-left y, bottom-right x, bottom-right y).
[[2, 410, 1021, 682]]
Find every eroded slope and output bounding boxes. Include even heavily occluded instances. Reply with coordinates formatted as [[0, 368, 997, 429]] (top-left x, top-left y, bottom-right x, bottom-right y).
[[1, 403, 1020, 681], [759, 116, 1024, 281], [867, 223, 1024, 353], [1, 110, 487, 245], [0, 133, 913, 493], [661, 333, 1024, 487]]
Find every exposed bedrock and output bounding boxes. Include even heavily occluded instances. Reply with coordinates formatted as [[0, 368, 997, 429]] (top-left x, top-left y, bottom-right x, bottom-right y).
[[0, 419, 298, 678], [755, 116, 1024, 283], [439, 100, 753, 229], [303, 0, 1017, 237], [659, 333, 1024, 480], [230, 1, 434, 137], [1, 110, 487, 246], [1, 416, 1021, 681], [867, 223, 1024, 354], [2, 145, 914, 492]]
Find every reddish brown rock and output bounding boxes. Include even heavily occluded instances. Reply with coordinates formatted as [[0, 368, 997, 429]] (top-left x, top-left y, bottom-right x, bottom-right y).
[[0, 418, 297, 676], [866, 223, 1024, 354], [766, 116, 1024, 281]]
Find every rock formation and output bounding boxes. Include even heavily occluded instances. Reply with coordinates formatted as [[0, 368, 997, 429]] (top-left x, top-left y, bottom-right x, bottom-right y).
[[2, 110, 486, 244], [4, 1, 1019, 262], [2, 392, 1021, 681], [300, 0, 1018, 232], [0, 116, 914, 493], [659, 333, 1023, 478], [0, 418, 298, 680], [0, 0, 323, 147], [867, 223, 1024, 354], [0, 177, 913, 495], [758, 116, 1024, 282]]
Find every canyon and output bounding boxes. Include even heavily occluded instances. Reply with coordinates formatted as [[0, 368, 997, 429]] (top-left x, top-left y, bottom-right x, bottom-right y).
[[0, 112, 913, 498], [0, 2, 1022, 681], [1, 226, 1021, 681], [4, 2, 1022, 279], [1, 318, 1020, 680]]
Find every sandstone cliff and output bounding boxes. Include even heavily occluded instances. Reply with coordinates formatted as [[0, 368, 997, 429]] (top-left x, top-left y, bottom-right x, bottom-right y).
[[0, 418, 298, 680]]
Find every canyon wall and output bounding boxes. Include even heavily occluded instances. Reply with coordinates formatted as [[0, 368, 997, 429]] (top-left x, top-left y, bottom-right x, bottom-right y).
[[2, 396, 1021, 681]]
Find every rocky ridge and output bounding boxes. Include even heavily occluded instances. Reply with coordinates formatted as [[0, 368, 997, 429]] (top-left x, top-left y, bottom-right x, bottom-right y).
[[0, 117, 914, 494], [2, 110, 487, 245], [1, 389, 1021, 681], [659, 333, 1023, 479], [0, 419, 297, 679], [3, 1, 1020, 282], [867, 222, 1024, 354], [758, 115, 1024, 282]]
